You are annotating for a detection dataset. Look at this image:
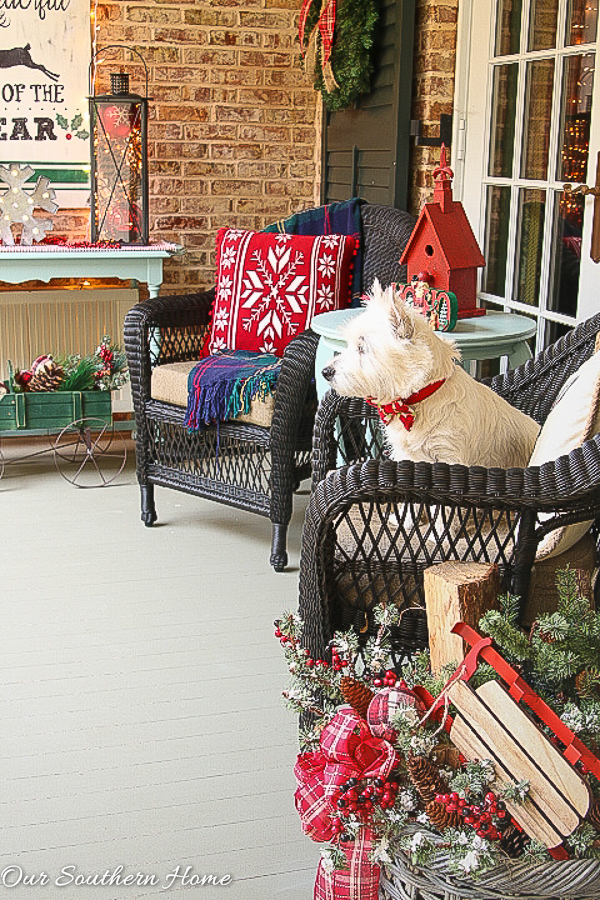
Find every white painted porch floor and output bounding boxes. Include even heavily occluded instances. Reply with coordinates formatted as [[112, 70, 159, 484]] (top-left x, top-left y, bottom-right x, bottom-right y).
[[0, 436, 316, 900]]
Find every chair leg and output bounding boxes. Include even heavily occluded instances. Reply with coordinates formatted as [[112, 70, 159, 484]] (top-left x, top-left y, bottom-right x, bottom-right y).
[[270, 523, 288, 572], [141, 484, 158, 527]]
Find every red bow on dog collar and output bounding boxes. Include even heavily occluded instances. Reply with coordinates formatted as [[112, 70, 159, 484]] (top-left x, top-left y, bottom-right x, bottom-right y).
[[366, 378, 446, 430]]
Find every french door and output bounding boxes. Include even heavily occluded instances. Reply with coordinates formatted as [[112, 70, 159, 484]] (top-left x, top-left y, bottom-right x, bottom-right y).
[[456, 0, 600, 352]]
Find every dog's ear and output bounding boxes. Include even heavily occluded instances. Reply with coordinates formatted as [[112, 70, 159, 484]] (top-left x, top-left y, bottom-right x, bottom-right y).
[[390, 292, 415, 340]]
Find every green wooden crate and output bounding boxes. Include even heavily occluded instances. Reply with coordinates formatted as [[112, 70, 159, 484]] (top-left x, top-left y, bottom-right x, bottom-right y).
[[0, 390, 112, 432]]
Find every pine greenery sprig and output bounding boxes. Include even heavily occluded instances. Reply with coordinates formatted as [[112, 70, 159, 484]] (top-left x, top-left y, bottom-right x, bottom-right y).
[[479, 568, 600, 700], [566, 822, 600, 859], [57, 354, 97, 392], [448, 760, 496, 799], [521, 840, 551, 866]]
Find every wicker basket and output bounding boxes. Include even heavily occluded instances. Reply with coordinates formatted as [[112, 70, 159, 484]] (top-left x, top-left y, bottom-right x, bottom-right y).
[[379, 844, 600, 900]]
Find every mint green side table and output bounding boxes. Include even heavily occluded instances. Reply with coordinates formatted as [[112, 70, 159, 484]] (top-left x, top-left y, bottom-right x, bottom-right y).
[[312, 308, 537, 399], [0, 243, 183, 297]]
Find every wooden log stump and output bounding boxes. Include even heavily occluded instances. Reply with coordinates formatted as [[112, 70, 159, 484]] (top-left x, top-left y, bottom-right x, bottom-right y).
[[424, 561, 500, 672]]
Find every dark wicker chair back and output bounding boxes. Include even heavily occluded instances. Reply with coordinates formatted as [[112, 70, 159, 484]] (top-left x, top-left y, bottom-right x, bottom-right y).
[[124, 203, 416, 570], [300, 312, 600, 661]]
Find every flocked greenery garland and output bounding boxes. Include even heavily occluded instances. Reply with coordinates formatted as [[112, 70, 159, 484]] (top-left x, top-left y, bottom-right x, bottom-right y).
[[302, 0, 380, 111]]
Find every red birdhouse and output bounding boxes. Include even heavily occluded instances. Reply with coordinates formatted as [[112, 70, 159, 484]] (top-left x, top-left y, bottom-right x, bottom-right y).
[[400, 146, 486, 318]]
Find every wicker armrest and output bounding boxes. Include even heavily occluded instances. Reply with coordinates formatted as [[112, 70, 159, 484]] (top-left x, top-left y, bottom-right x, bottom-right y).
[[269, 328, 320, 523], [312, 391, 381, 487], [126, 288, 214, 330], [124, 288, 215, 406]]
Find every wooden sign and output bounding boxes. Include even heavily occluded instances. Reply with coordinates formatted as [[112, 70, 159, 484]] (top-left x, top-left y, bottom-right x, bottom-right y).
[[0, 0, 91, 204], [449, 678, 592, 848]]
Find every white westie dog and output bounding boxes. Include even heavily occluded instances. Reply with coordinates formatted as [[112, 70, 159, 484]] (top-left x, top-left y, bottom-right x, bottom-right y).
[[321, 282, 540, 468]]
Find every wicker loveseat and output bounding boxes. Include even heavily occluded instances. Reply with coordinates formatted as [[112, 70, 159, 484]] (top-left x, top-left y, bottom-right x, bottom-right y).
[[299, 312, 600, 661], [123, 204, 416, 570]]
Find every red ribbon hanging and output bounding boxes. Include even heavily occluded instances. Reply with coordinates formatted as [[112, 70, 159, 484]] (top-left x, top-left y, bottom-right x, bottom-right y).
[[318, 0, 336, 63], [299, 0, 337, 66], [298, 0, 315, 52], [314, 827, 381, 900]]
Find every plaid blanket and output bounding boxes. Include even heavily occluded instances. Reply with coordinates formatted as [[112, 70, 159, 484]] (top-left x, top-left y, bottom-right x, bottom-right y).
[[263, 198, 365, 306], [184, 350, 281, 430]]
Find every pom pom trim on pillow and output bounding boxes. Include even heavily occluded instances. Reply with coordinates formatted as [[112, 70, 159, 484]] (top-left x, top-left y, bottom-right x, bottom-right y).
[[207, 228, 357, 357]]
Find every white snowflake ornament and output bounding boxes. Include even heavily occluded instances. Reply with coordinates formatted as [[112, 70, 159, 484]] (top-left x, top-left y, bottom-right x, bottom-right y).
[[0, 164, 59, 246]]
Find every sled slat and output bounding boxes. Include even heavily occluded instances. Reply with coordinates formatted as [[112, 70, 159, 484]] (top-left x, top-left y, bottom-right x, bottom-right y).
[[449, 679, 591, 847]]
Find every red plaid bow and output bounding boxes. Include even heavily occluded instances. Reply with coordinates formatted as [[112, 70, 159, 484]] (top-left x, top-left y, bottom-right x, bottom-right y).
[[294, 706, 398, 842], [366, 378, 446, 431]]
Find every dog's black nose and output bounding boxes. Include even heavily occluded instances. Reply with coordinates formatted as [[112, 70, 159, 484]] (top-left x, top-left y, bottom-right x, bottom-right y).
[[321, 365, 335, 382]]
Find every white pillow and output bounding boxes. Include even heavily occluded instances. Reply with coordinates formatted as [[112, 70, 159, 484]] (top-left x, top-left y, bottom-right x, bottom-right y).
[[529, 349, 600, 560]]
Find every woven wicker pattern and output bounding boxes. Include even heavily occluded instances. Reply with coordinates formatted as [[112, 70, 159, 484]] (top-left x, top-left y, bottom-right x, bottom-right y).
[[361, 205, 416, 293], [379, 846, 600, 900], [125, 203, 414, 570], [299, 312, 600, 660]]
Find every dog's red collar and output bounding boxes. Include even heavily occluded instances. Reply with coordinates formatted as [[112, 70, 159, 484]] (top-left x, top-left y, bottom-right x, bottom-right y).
[[366, 378, 446, 430]]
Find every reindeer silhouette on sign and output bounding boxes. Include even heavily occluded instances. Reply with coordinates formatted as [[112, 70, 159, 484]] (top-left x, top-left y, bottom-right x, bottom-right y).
[[0, 44, 59, 81]]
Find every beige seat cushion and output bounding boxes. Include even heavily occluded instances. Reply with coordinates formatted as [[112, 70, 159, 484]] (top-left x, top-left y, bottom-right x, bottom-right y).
[[150, 360, 275, 428]]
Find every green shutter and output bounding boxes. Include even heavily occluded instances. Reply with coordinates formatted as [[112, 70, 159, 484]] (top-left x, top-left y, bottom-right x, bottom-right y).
[[322, 0, 415, 209]]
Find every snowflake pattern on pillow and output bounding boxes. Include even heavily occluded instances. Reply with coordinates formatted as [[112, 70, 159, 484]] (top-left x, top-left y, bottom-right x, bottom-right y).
[[208, 228, 356, 356]]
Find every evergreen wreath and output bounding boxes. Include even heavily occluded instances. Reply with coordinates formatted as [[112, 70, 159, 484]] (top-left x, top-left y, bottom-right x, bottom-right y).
[[301, 0, 379, 111]]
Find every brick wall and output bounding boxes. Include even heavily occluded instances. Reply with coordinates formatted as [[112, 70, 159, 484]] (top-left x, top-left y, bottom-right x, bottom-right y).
[[95, 0, 320, 292], [408, 0, 459, 214], [36, 0, 458, 290]]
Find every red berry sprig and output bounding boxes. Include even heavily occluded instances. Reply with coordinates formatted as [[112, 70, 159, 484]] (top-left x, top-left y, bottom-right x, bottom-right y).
[[373, 669, 398, 688], [330, 645, 349, 672], [274, 623, 345, 675], [332, 774, 400, 833], [435, 790, 509, 842]]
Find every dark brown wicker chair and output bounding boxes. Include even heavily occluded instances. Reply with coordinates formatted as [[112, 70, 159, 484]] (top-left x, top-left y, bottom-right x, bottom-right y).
[[299, 312, 600, 661], [123, 203, 416, 570]]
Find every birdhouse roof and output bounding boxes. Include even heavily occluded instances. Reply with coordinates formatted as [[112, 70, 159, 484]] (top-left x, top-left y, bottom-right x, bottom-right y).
[[401, 201, 486, 270]]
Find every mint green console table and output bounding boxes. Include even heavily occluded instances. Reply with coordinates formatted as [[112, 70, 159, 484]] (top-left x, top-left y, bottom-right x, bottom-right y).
[[312, 308, 537, 399], [0, 242, 183, 297]]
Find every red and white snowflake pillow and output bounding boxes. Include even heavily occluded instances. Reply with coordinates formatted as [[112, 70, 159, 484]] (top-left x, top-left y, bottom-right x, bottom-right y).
[[207, 228, 357, 357]]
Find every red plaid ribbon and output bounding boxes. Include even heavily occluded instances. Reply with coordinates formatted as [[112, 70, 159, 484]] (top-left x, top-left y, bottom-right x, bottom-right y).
[[298, 0, 314, 50], [318, 0, 336, 63], [298, 0, 336, 63], [294, 707, 398, 842], [314, 828, 380, 900]]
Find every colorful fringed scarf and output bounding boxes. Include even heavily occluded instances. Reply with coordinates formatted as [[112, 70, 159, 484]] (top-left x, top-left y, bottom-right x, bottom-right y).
[[184, 350, 281, 431]]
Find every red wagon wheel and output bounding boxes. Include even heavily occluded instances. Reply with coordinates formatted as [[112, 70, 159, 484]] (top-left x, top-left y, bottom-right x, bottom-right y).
[[53, 418, 127, 488]]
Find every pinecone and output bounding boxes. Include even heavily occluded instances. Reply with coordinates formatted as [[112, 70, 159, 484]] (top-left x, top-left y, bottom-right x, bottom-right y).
[[340, 676, 374, 720], [407, 754, 448, 802], [576, 667, 600, 700], [529, 621, 556, 644], [588, 798, 600, 833], [499, 823, 529, 858], [425, 799, 461, 830], [28, 357, 64, 392]]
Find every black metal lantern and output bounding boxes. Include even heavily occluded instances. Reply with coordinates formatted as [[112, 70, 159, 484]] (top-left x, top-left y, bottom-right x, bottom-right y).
[[89, 48, 149, 244]]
